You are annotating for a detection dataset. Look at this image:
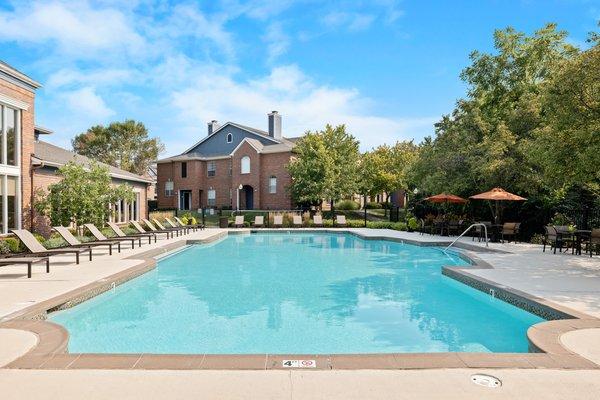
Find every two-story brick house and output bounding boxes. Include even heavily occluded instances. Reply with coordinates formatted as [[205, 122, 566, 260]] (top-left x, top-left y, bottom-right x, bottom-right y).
[[157, 112, 297, 211]]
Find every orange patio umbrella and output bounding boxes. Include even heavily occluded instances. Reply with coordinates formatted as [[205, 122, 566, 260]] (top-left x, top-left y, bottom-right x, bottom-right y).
[[424, 193, 468, 204], [469, 187, 526, 224]]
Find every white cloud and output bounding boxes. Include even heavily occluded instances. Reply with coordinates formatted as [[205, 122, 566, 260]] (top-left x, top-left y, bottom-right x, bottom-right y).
[[321, 12, 376, 32], [0, 1, 147, 59], [61, 87, 115, 120], [166, 64, 435, 154], [263, 22, 291, 62]]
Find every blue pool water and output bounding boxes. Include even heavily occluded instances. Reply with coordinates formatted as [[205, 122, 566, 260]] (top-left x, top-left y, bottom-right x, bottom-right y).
[[51, 233, 543, 354]]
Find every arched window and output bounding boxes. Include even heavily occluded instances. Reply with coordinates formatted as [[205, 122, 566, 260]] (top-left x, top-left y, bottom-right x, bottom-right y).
[[226, 133, 232, 143], [241, 156, 250, 174]]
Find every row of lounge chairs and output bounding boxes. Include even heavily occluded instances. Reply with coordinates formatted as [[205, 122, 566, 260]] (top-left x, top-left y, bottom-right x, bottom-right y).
[[0, 217, 204, 278], [233, 214, 348, 228]]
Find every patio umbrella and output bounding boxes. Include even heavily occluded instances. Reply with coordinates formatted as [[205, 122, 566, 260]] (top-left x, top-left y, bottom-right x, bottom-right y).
[[469, 187, 526, 224], [424, 193, 468, 204]]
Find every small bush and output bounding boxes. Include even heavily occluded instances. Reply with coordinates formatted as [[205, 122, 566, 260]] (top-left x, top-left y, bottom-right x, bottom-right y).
[[4, 237, 24, 253], [408, 217, 419, 231], [530, 233, 545, 245], [0, 241, 11, 254], [335, 200, 360, 210], [42, 237, 67, 249], [101, 227, 116, 238], [365, 202, 382, 209]]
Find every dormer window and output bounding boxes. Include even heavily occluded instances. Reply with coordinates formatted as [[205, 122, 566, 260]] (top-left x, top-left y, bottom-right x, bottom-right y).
[[226, 133, 232, 143]]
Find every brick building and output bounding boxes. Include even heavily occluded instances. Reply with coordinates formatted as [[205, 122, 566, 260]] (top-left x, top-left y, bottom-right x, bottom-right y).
[[0, 61, 151, 234], [157, 112, 298, 211]]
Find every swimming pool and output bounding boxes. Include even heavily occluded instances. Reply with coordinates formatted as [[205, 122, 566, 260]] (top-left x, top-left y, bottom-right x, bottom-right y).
[[51, 232, 543, 354]]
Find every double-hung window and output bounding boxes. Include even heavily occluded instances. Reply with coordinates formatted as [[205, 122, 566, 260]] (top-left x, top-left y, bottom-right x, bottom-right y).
[[207, 189, 216, 206], [207, 161, 216, 177]]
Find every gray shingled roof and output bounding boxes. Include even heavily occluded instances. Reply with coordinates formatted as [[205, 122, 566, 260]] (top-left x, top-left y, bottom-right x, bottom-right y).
[[33, 141, 152, 184]]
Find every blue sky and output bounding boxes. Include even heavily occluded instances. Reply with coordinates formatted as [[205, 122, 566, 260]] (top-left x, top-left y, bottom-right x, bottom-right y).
[[0, 0, 597, 156]]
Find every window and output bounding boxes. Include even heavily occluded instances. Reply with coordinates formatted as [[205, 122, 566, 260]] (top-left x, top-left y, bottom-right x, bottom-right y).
[[226, 133, 232, 143], [207, 189, 216, 206], [269, 176, 277, 194], [181, 162, 187, 178], [207, 161, 216, 177], [165, 180, 174, 196], [0, 104, 21, 234], [241, 156, 250, 174]]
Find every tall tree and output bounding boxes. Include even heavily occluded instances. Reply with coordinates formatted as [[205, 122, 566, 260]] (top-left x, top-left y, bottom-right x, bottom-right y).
[[72, 120, 164, 175], [287, 124, 360, 207]]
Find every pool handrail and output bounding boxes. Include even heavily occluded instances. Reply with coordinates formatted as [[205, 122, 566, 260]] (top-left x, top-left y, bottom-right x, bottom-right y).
[[444, 223, 488, 251]]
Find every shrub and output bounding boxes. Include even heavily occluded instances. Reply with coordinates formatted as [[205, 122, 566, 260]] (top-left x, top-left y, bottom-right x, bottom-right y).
[[101, 227, 116, 238], [0, 241, 10, 254], [335, 200, 360, 210], [408, 217, 419, 231], [4, 237, 23, 253], [365, 202, 382, 209], [190, 216, 198, 225], [530, 233, 545, 245], [42, 237, 67, 249], [180, 216, 189, 225]]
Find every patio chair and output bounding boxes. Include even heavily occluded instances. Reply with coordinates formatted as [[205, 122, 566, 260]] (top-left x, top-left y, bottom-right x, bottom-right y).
[[273, 215, 283, 228], [9, 229, 92, 264], [84, 224, 141, 249], [293, 215, 303, 228], [582, 229, 600, 257], [131, 220, 172, 239], [543, 225, 570, 254], [234, 215, 245, 228], [336, 215, 347, 227], [253, 215, 264, 228], [0, 256, 50, 278], [501, 222, 520, 243], [472, 221, 491, 242], [164, 217, 191, 234], [447, 220, 464, 236], [553, 225, 575, 253], [174, 216, 205, 231], [313, 215, 323, 227], [107, 222, 155, 244], [151, 218, 185, 236], [54, 226, 121, 255]]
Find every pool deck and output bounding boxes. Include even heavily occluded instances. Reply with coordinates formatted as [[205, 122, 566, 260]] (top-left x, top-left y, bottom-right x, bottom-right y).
[[1, 227, 600, 399]]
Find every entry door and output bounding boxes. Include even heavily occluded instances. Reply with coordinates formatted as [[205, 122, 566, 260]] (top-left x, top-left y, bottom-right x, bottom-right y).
[[245, 187, 254, 210], [179, 190, 191, 210]]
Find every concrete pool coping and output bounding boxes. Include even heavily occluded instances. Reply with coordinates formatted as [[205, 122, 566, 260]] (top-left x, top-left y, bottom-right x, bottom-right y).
[[1, 228, 599, 371]]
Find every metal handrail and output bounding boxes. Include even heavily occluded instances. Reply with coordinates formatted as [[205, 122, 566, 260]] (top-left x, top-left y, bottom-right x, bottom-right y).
[[444, 223, 488, 251]]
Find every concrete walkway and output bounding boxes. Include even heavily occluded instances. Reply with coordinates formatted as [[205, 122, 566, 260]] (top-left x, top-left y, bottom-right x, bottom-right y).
[[1, 369, 600, 400]]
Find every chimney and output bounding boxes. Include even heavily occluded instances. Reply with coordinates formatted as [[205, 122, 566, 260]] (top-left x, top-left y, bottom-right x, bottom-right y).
[[268, 111, 282, 140], [207, 120, 219, 136]]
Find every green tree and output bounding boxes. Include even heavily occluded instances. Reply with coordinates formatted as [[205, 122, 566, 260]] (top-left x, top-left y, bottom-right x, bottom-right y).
[[411, 24, 580, 200], [35, 162, 135, 227], [288, 124, 360, 207], [72, 120, 164, 175]]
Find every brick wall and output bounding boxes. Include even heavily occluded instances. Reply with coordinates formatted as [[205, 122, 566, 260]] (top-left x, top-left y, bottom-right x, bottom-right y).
[[0, 78, 35, 229], [260, 152, 293, 209], [156, 143, 294, 210]]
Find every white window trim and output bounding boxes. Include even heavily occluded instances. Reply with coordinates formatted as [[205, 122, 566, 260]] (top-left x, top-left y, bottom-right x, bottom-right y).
[[0, 105, 21, 233], [226, 133, 232, 143], [269, 176, 277, 194]]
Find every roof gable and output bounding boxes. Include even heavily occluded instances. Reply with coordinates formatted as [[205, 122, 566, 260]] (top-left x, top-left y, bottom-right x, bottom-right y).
[[183, 122, 280, 156]]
